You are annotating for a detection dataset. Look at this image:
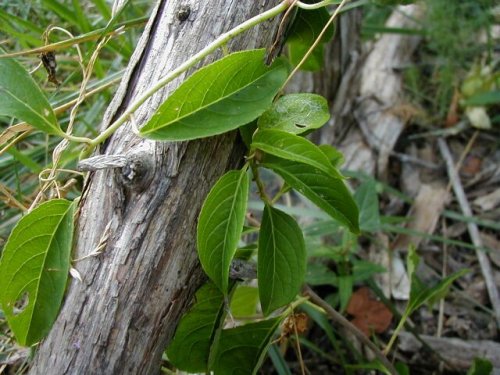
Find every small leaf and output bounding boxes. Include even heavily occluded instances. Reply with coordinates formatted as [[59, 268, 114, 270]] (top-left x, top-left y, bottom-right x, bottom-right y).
[[167, 282, 226, 373], [262, 156, 360, 233], [258, 205, 306, 316], [0, 57, 60, 135], [197, 169, 249, 294], [140, 49, 289, 141], [210, 318, 281, 375], [0, 199, 75, 346], [354, 179, 381, 232], [252, 129, 342, 179], [257, 93, 330, 134], [409, 269, 470, 313], [286, 8, 335, 71]]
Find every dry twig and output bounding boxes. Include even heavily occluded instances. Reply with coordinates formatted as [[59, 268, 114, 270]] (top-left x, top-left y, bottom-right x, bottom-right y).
[[304, 285, 398, 375], [437, 137, 500, 328]]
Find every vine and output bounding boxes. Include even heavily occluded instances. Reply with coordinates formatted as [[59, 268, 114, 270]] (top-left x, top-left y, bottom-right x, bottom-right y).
[[0, 1, 468, 374]]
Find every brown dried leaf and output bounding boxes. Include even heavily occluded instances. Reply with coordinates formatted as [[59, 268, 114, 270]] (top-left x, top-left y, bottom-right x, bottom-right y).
[[347, 287, 393, 336]]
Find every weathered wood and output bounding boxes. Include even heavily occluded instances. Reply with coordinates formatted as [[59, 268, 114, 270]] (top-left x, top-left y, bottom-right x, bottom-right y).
[[29, 1, 283, 374]]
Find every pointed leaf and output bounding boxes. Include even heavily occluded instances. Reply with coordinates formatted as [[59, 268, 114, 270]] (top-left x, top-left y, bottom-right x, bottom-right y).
[[0, 57, 60, 135], [0, 199, 75, 346], [210, 318, 281, 375], [257, 93, 329, 134], [167, 282, 226, 373], [252, 129, 342, 179], [258, 205, 306, 315], [262, 156, 359, 233], [140, 49, 289, 141], [197, 169, 249, 294]]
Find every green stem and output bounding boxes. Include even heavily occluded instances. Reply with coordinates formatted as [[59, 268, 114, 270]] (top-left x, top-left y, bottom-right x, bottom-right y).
[[89, 1, 291, 148], [270, 184, 291, 204], [384, 310, 409, 355], [57, 131, 93, 144], [250, 162, 272, 206], [296, 0, 336, 9]]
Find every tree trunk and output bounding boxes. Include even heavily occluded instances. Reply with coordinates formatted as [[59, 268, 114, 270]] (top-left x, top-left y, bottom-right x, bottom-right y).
[[30, 1, 282, 374]]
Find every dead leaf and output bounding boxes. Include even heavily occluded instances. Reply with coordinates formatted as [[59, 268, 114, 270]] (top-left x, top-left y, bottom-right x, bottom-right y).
[[281, 312, 309, 340], [346, 287, 393, 336], [473, 189, 500, 211], [460, 155, 482, 176]]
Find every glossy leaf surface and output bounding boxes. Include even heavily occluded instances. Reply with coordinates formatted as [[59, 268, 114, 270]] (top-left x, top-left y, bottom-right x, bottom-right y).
[[262, 156, 359, 233], [0, 199, 74, 346], [258, 205, 306, 315], [140, 49, 289, 141], [210, 318, 281, 375], [257, 93, 329, 134], [197, 169, 249, 294], [167, 282, 225, 373], [252, 129, 342, 179]]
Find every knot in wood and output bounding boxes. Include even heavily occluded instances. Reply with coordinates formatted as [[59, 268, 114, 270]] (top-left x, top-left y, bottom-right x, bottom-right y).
[[176, 5, 190, 22], [120, 152, 153, 191]]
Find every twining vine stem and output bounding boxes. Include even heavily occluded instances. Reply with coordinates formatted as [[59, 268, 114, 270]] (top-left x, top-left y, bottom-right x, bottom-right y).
[[86, 0, 293, 150]]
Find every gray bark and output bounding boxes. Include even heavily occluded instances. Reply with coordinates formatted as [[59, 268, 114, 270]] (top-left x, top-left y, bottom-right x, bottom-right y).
[[30, 1, 282, 374]]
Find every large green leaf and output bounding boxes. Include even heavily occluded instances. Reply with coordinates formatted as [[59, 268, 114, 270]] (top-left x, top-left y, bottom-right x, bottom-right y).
[[286, 8, 335, 71], [210, 318, 281, 375], [197, 169, 249, 294], [0, 57, 60, 135], [140, 49, 289, 141], [262, 156, 359, 233], [252, 129, 342, 179], [257, 93, 329, 134], [0, 199, 75, 346], [166, 282, 226, 373], [259, 205, 306, 316]]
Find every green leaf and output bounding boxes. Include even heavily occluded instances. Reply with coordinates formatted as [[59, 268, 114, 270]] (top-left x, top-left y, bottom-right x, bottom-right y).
[[352, 260, 385, 282], [319, 144, 344, 168], [0, 57, 60, 135], [166, 282, 226, 373], [262, 156, 360, 233], [257, 93, 330, 134], [354, 179, 381, 232], [409, 269, 470, 313], [0, 199, 75, 346], [338, 275, 353, 312], [140, 49, 289, 141], [287, 8, 335, 71], [197, 169, 249, 294], [467, 358, 493, 375], [258, 205, 306, 315], [210, 317, 281, 375], [230, 285, 259, 318], [306, 263, 337, 286], [252, 129, 342, 179], [463, 90, 500, 106]]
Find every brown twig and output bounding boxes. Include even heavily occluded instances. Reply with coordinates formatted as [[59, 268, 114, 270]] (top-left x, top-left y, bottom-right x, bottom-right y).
[[303, 285, 398, 375]]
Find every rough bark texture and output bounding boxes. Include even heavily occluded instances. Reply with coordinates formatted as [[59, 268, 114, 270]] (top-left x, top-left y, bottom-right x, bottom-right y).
[[30, 1, 282, 374]]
